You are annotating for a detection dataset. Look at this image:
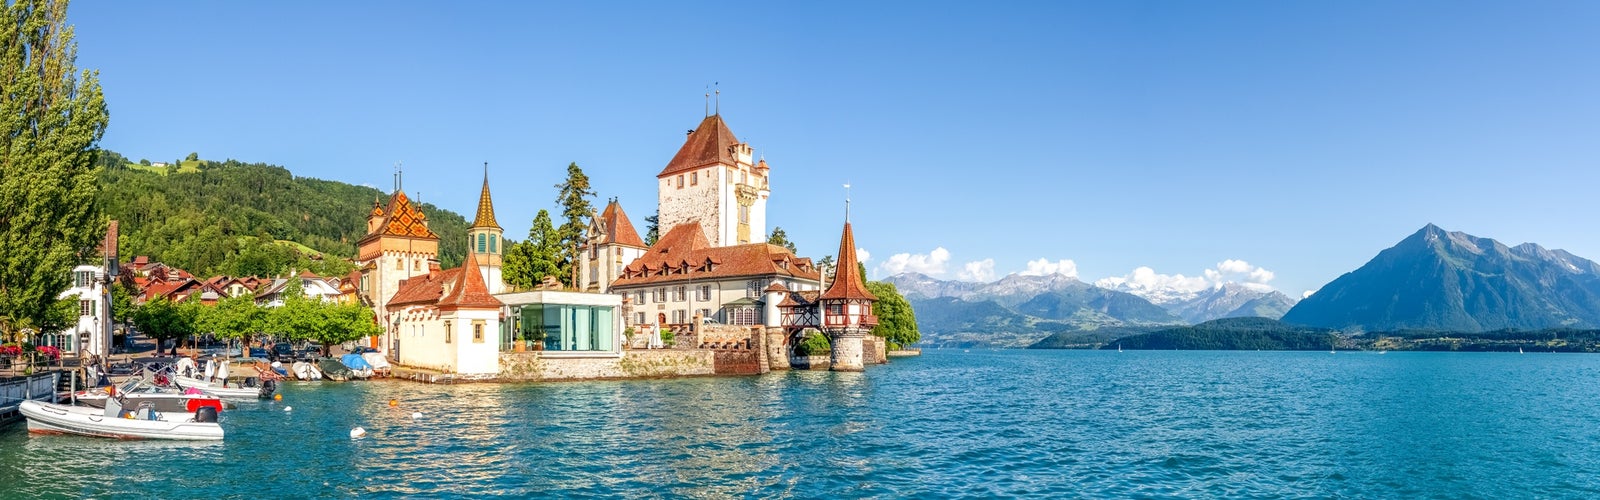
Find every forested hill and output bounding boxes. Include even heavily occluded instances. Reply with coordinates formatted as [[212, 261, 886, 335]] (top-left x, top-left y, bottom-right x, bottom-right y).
[[94, 150, 469, 278]]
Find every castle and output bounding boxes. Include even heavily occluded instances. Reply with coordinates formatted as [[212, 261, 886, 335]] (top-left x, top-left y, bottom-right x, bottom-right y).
[[358, 110, 879, 376]]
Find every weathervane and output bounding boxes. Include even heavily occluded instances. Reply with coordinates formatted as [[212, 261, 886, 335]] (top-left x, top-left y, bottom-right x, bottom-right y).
[[844, 181, 852, 222]]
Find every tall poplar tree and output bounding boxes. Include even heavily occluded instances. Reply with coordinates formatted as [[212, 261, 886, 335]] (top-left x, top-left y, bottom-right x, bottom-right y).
[[0, 0, 110, 341], [554, 163, 594, 287]]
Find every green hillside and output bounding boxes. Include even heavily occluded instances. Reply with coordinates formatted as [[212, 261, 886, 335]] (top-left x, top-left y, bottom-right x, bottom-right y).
[[94, 150, 469, 278]]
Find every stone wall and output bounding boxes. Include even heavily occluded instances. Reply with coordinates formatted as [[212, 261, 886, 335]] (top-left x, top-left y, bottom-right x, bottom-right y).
[[790, 355, 831, 370], [712, 348, 762, 375], [863, 336, 888, 365], [496, 350, 714, 382]]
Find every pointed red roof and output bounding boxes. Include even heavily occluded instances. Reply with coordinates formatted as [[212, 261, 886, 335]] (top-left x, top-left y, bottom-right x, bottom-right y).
[[820, 222, 876, 301], [439, 250, 502, 310], [659, 114, 741, 178], [597, 200, 646, 248], [361, 190, 439, 242], [386, 269, 461, 308]]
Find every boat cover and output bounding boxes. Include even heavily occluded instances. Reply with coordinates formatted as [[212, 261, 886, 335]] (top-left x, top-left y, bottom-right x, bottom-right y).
[[340, 354, 373, 370]]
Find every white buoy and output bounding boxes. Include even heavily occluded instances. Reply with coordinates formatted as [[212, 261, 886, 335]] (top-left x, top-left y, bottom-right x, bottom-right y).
[[284, 406, 293, 412], [411, 412, 423, 420], [350, 427, 366, 439]]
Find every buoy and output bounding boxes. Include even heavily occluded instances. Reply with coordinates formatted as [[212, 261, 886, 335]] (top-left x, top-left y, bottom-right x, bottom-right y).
[[274, 394, 283, 401], [283, 406, 293, 412], [388, 399, 398, 407], [350, 427, 366, 439], [411, 411, 422, 420]]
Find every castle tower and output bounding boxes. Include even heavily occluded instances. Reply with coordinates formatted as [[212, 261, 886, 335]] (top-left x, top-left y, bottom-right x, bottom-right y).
[[357, 185, 440, 353], [468, 166, 505, 294], [818, 221, 877, 372], [657, 114, 769, 248]]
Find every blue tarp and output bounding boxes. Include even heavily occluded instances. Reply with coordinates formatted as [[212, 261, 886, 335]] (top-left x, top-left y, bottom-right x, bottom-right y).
[[340, 354, 372, 371]]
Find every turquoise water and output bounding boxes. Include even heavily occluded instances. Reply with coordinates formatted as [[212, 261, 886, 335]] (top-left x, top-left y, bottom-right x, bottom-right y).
[[4, 350, 1600, 498]]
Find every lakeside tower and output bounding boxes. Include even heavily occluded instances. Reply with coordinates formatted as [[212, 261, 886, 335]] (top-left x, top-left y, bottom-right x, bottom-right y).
[[467, 166, 505, 294], [656, 113, 769, 248], [357, 173, 441, 352], [818, 221, 877, 372]]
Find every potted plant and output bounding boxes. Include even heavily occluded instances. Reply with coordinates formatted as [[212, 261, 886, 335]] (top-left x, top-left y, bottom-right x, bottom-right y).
[[527, 329, 546, 351], [513, 332, 527, 352]]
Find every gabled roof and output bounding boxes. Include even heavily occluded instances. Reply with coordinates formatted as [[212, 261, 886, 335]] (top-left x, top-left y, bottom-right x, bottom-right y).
[[820, 222, 876, 301], [659, 114, 742, 178], [439, 250, 502, 310], [387, 268, 462, 309], [470, 172, 500, 229], [362, 190, 439, 241], [611, 222, 821, 287], [594, 200, 645, 248]]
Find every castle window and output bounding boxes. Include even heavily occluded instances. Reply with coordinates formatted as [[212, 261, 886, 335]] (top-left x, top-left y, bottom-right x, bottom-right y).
[[79, 300, 92, 317], [690, 171, 698, 186], [477, 233, 486, 253], [445, 321, 453, 344], [490, 235, 498, 253], [473, 320, 485, 343], [673, 286, 685, 301], [698, 285, 710, 301], [395, 259, 403, 270], [677, 175, 684, 189], [635, 312, 646, 325], [635, 291, 646, 304], [739, 205, 749, 223]]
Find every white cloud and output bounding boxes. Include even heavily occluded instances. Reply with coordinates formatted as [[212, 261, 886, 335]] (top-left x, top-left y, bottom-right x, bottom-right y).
[[856, 248, 871, 263], [1095, 259, 1279, 296], [959, 259, 996, 282], [1020, 258, 1079, 278], [877, 247, 950, 277]]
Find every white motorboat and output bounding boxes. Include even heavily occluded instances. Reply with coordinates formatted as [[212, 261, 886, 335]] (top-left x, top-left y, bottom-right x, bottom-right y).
[[72, 378, 227, 413], [173, 375, 276, 400], [291, 361, 323, 381], [361, 352, 391, 376], [21, 399, 223, 440]]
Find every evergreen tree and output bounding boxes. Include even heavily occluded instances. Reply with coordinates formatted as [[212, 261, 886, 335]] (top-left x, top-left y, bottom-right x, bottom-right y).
[[768, 227, 797, 253], [503, 210, 562, 289], [864, 281, 920, 348], [644, 212, 659, 246], [554, 163, 595, 287], [0, 0, 110, 340]]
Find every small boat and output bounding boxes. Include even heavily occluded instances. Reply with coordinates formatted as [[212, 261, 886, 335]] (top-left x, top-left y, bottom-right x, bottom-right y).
[[72, 378, 228, 413], [361, 352, 391, 377], [21, 399, 223, 440], [291, 361, 323, 381], [172, 375, 276, 400], [1520, 347, 1525, 354], [317, 359, 352, 381], [340, 354, 375, 379], [1117, 343, 1123, 353]]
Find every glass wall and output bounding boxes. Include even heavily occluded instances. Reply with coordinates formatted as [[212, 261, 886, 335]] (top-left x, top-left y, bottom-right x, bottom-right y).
[[520, 304, 615, 352]]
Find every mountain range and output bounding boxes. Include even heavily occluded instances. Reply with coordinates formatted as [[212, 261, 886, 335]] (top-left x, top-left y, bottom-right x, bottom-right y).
[[1282, 224, 1600, 332], [885, 272, 1295, 347]]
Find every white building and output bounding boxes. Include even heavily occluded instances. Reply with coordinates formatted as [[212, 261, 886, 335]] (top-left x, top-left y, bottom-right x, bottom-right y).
[[51, 264, 114, 358], [578, 200, 648, 294], [254, 271, 343, 307], [656, 113, 769, 247], [386, 250, 504, 375]]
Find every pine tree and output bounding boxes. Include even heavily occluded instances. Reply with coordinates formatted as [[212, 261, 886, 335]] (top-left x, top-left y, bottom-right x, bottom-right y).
[[644, 212, 660, 247], [503, 210, 562, 289], [768, 227, 797, 253], [554, 163, 594, 287], [0, 0, 111, 341]]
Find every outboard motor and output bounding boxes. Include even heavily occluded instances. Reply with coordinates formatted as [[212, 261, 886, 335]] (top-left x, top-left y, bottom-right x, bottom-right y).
[[258, 379, 277, 399], [194, 406, 219, 423]]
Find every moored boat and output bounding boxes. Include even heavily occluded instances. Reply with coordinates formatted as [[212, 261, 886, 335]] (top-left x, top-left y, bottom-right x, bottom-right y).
[[340, 354, 375, 379], [21, 399, 223, 441], [317, 359, 352, 381], [72, 378, 228, 413], [173, 375, 276, 400]]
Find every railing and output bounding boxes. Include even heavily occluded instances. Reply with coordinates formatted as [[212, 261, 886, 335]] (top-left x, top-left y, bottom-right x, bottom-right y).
[[824, 314, 879, 328], [0, 371, 62, 417]]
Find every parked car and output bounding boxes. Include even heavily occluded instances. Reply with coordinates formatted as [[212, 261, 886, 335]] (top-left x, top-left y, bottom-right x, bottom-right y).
[[350, 346, 380, 355], [248, 347, 269, 359], [271, 343, 295, 361]]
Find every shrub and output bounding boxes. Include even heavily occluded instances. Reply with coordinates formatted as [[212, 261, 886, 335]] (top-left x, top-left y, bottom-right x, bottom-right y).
[[797, 333, 831, 356]]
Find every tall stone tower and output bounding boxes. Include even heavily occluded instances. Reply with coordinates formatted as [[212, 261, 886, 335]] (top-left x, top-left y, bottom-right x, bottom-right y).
[[467, 167, 505, 294], [819, 221, 877, 372], [358, 185, 440, 352], [657, 114, 770, 247]]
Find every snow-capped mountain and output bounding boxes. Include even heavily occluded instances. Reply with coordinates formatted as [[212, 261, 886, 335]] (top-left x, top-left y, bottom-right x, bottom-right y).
[[1095, 281, 1297, 323]]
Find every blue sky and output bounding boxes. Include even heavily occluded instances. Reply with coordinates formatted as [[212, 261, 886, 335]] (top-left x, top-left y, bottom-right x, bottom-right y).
[[70, 1, 1600, 298]]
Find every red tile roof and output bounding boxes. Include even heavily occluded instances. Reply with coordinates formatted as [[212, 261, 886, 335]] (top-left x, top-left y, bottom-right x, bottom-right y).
[[612, 222, 821, 287], [596, 200, 645, 248], [659, 114, 741, 178], [439, 250, 502, 310], [362, 190, 439, 241], [387, 268, 462, 309], [820, 222, 876, 301]]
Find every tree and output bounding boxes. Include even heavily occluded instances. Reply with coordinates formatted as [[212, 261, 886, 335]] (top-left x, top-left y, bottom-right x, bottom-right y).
[[644, 212, 660, 246], [554, 163, 595, 287], [503, 209, 562, 289], [320, 302, 382, 354], [185, 152, 198, 162], [865, 281, 920, 349], [0, 0, 111, 342], [196, 293, 266, 356], [132, 296, 198, 355], [768, 227, 797, 254]]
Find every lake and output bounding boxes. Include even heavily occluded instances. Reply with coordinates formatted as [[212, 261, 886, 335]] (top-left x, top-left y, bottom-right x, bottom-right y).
[[3, 350, 1600, 498]]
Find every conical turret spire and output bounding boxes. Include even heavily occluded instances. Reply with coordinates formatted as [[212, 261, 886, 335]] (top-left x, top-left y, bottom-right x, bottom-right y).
[[471, 163, 500, 229]]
